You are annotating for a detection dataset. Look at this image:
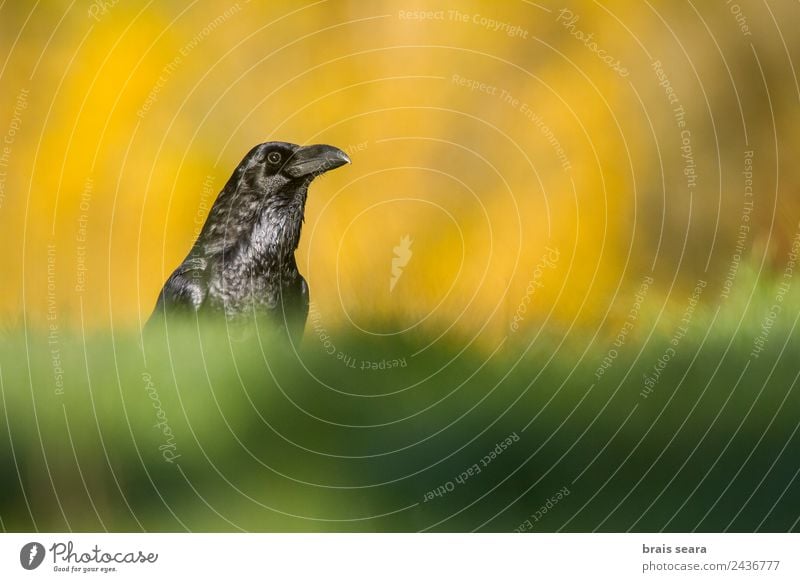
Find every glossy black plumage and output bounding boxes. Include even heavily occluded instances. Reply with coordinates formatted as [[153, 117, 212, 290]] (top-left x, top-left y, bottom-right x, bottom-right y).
[[149, 141, 350, 339]]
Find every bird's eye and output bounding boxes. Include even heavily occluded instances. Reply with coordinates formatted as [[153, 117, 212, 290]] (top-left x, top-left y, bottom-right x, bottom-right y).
[[267, 151, 282, 164]]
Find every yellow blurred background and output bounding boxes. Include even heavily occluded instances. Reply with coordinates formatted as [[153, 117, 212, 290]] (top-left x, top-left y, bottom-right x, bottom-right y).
[[1, 0, 799, 342]]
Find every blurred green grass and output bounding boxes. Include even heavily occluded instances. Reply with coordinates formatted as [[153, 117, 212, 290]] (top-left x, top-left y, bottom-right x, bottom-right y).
[[1, 273, 800, 532]]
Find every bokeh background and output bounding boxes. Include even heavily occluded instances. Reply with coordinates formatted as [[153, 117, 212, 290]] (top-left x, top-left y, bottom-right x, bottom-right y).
[[1, 0, 800, 532]]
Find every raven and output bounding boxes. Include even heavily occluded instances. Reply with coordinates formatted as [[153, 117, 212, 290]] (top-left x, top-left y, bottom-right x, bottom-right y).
[[149, 141, 350, 340]]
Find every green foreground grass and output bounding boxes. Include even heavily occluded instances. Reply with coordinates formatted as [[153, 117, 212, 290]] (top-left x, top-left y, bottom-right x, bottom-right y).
[[1, 293, 799, 532]]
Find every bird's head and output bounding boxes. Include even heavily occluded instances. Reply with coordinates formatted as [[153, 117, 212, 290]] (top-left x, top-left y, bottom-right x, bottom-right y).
[[203, 141, 350, 257], [235, 141, 351, 201]]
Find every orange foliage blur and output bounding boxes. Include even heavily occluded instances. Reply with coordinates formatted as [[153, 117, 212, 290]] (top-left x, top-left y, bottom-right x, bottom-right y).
[[1, 0, 798, 342]]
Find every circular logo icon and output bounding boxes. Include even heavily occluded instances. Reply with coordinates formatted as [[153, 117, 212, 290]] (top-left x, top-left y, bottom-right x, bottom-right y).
[[19, 542, 45, 570]]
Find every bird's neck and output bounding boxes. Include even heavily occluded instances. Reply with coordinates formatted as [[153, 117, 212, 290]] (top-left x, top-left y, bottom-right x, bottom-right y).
[[249, 199, 305, 263], [198, 184, 307, 276]]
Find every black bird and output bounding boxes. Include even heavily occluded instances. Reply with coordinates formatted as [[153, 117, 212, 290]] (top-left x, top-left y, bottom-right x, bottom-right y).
[[150, 141, 350, 339]]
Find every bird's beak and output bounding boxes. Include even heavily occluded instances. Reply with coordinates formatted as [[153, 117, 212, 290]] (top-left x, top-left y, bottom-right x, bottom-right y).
[[285, 144, 351, 179]]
